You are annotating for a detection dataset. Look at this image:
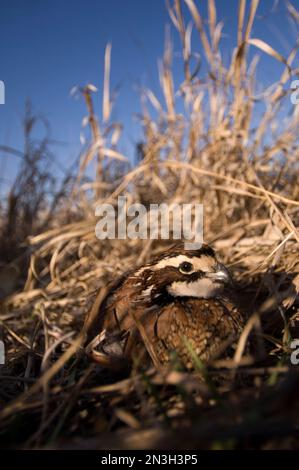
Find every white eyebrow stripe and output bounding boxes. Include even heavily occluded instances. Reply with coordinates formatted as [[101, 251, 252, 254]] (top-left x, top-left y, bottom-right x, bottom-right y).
[[153, 255, 192, 270], [153, 255, 216, 272]]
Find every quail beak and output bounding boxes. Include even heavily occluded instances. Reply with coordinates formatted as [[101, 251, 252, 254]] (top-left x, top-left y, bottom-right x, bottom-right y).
[[206, 264, 233, 285]]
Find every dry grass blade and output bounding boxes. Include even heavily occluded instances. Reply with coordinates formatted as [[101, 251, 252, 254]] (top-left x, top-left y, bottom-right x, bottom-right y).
[[184, 0, 213, 64], [248, 38, 291, 70], [237, 0, 246, 46], [244, 0, 259, 42], [103, 43, 112, 123]]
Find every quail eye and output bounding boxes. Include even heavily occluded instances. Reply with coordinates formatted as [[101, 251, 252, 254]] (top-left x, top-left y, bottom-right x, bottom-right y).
[[179, 261, 194, 274]]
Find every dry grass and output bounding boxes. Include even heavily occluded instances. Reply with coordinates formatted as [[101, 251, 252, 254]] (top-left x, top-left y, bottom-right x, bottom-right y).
[[0, 0, 299, 449]]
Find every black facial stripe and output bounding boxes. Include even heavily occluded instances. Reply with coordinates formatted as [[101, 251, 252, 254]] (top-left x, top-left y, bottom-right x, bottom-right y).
[[184, 271, 205, 281], [155, 267, 205, 282], [151, 290, 174, 306]]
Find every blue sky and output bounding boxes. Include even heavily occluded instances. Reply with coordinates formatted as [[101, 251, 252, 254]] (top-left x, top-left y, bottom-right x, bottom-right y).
[[0, 0, 298, 191]]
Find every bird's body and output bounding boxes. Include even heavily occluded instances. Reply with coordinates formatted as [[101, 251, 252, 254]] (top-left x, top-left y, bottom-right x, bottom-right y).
[[94, 244, 244, 368]]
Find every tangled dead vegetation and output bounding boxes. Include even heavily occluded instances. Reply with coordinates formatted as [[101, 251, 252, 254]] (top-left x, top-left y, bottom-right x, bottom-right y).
[[0, 0, 299, 449]]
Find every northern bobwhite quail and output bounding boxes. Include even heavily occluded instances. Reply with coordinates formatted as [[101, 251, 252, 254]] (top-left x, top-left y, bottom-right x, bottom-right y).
[[91, 243, 244, 369]]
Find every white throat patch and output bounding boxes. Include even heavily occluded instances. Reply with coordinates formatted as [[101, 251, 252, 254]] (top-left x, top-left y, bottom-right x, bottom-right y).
[[167, 277, 222, 299]]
